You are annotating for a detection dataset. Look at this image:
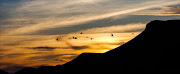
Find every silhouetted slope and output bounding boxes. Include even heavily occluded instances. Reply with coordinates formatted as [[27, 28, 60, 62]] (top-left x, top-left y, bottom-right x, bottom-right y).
[[61, 53, 104, 72], [14, 20, 180, 73], [106, 20, 180, 55], [13, 67, 37, 74], [0, 70, 9, 74], [36, 65, 62, 72], [104, 20, 180, 72], [62, 20, 180, 72]]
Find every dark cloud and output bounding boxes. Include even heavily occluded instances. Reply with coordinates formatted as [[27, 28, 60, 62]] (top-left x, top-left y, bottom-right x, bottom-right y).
[[0, 53, 27, 59], [165, 6, 180, 14], [65, 42, 90, 50], [25, 41, 123, 52], [6, 53, 26, 58], [70, 46, 89, 50], [27, 54, 77, 61], [28, 52, 45, 54], [0, 52, 4, 59], [149, 8, 162, 10], [3, 43, 21, 46], [0, 49, 8, 51], [3, 38, 45, 46], [172, 4, 180, 7], [0, 49, 8, 59], [25, 45, 90, 51], [25, 46, 57, 51], [0, 55, 3, 59]]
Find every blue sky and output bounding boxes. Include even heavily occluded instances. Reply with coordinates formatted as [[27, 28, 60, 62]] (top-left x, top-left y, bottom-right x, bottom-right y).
[[0, 0, 20, 3], [0, 0, 180, 35]]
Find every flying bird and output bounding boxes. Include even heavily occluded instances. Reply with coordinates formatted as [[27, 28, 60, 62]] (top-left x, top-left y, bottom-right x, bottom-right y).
[[91, 38, 93, 40], [111, 33, 114, 37], [74, 37, 77, 39]]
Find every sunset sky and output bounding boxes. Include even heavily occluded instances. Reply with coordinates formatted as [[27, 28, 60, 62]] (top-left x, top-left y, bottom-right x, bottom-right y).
[[0, 0, 180, 73]]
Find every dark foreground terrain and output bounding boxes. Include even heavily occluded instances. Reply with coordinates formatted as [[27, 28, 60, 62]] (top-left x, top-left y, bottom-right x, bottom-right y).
[[1, 20, 180, 73]]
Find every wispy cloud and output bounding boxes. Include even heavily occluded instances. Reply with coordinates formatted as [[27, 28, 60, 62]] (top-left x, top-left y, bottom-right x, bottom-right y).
[[163, 6, 180, 14], [0, 0, 180, 73], [133, 5, 180, 16], [27, 54, 77, 61], [1, 0, 179, 35], [76, 23, 146, 33], [24, 45, 90, 51], [25, 46, 58, 51]]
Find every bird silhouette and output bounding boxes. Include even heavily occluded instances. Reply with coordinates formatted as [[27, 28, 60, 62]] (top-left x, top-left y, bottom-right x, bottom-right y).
[[74, 37, 77, 39], [91, 38, 93, 40], [111, 33, 114, 37]]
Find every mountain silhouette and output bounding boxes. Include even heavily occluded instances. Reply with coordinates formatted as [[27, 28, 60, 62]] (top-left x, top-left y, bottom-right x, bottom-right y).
[[13, 67, 37, 74], [13, 20, 180, 73], [0, 70, 9, 74]]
